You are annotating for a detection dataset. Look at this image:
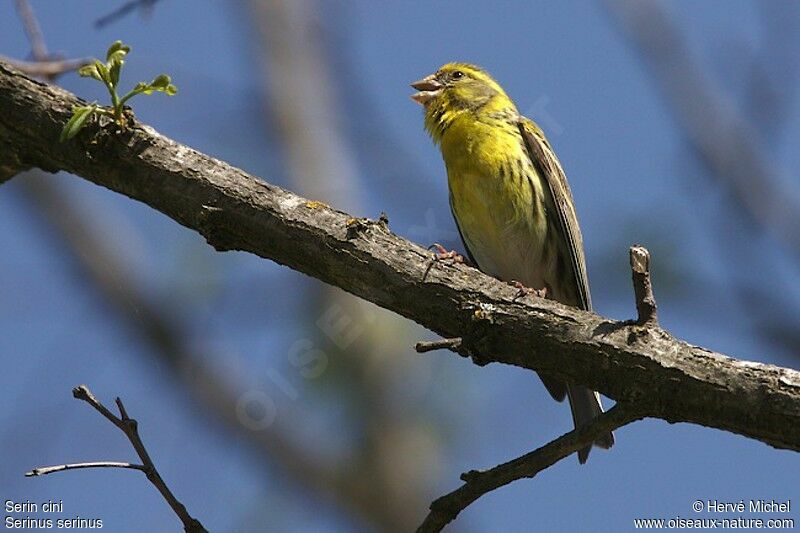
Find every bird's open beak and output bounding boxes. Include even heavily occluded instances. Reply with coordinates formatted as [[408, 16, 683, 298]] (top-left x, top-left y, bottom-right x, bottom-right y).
[[410, 75, 442, 106]]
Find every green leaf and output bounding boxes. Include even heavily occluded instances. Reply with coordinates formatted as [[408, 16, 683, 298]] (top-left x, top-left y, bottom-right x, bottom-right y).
[[128, 82, 151, 96], [107, 50, 127, 67], [78, 63, 101, 81], [106, 42, 128, 88], [145, 75, 178, 96], [94, 60, 111, 85], [151, 74, 171, 88], [60, 105, 97, 142], [109, 60, 122, 87], [106, 40, 130, 61], [118, 83, 147, 107]]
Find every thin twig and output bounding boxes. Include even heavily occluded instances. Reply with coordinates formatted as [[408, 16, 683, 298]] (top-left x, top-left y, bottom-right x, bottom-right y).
[[0, 56, 91, 78], [14, 0, 48, 60], [415, 338, 462, 353], [416, 404, 643, 532], [27, 385, 208, 533], [94, 0, 161, 28], [629, 245, 658, 326], [9, 0, 89, 82], [26, 462, 148, 477]]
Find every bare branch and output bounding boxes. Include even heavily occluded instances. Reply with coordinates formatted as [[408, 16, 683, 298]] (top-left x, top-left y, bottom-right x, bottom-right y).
[[14, 0, 48, 61], [629, 245, 658, 326], [1, 63, 800, 452], [27, 385, 207, 533], [415, 338, 462, 353], [8, 0, 90, 81], [94, 0, 161, 28], [2, 0, 90, 90], [416, 404, 643, 532], [26, 462, 148, 477], [0, 55, 91, 78]]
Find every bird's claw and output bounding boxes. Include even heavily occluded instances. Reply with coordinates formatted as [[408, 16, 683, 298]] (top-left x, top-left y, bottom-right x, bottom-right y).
[[510, 280, 547, 301], [422, 243, 468, 281], [428, 243, 465, 264]]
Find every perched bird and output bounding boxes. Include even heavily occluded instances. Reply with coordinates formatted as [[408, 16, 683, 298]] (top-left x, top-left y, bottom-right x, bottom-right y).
[[411, 63, 613, 463]]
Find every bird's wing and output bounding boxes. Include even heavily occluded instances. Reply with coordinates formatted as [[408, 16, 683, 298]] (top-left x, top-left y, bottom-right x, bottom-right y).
[[518, 118, 592, 312], [448, 194, 480, 267]]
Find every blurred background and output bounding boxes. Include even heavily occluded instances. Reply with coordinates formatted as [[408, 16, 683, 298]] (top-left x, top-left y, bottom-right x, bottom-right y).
[[1, 1, 799, 531]]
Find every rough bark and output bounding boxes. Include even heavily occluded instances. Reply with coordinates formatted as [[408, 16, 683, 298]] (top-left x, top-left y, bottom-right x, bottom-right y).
[[2, 61, 799, 451]]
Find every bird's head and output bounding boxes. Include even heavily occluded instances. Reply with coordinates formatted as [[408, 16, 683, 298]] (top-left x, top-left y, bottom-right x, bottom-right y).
[[411, 63, 515, 142]]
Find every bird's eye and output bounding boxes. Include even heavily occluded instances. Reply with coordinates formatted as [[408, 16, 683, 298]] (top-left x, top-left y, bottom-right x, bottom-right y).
[[452, 71, 464, 79]]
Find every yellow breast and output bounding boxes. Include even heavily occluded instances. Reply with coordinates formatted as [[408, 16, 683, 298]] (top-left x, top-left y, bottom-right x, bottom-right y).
[[441, 116, 550, 285]]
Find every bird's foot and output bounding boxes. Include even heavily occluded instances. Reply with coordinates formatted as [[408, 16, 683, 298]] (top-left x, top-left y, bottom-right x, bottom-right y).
[[509, 280, 547, 301], [428, 243, 466, 265], [422, 243, 472, 281]]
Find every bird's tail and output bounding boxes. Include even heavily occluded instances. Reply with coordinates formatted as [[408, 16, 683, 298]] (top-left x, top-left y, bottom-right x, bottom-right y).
[[567, 385, 614, 464]]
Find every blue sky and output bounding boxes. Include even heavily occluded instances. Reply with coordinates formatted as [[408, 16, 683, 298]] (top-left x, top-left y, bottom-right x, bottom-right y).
[[1, 1, 798, 531]]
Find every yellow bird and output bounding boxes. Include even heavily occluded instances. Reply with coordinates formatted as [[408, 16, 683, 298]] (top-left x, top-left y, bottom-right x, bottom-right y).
[[411, 63, 613, 463]]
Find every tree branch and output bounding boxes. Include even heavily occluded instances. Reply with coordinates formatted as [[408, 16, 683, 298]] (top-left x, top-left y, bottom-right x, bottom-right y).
[[415, 338, 462, 353], [94, 0, 161, 28], [416, 404, 643, 532], [1, 62, 799, 451], [27, 386, 206, 533], [27, 461, 149, 477], [0, 55, 91, 79], [630, 245, 658, 326], [13, 0, 48, 61], [5, 0, 91, 80]]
